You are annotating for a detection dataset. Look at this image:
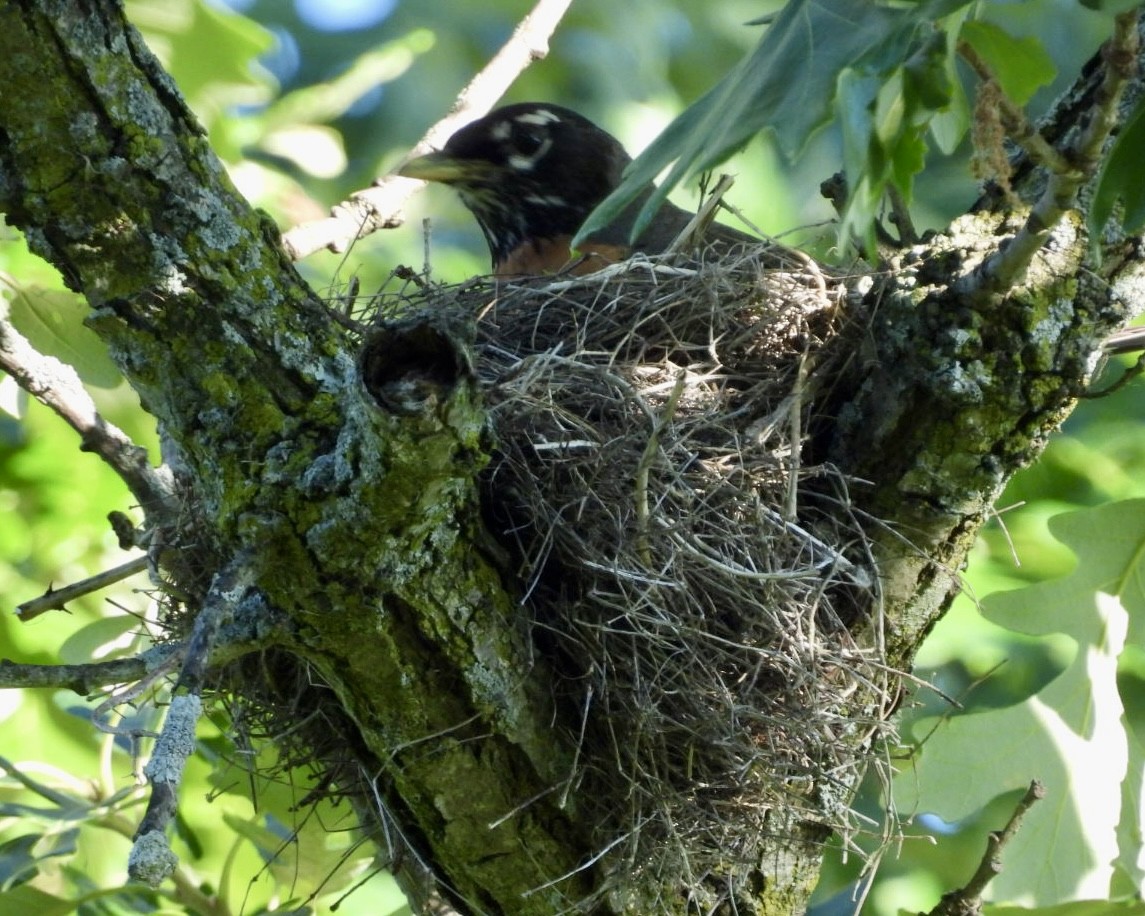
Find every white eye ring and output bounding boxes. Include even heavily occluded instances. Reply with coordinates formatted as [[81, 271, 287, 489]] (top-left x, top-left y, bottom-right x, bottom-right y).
[[507, 135, 552, 172]]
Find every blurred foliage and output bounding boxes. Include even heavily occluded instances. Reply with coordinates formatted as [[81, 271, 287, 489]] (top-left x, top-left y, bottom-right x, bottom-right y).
[[1, 1, 1144, 914]]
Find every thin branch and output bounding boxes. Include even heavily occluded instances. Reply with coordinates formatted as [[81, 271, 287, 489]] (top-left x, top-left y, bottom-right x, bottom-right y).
[[128, 558, 257, 887], [281, 0, 575, 260], [1084, 349, 1145, 398], [928, 780, 1046, 915], [886, 185, 919, 246], [0, 315, 175, 516], [1101, 324, 1145, 354], [958, 41, 1073, 176], [0, 656, 147, 694], [961, 11, 1140, 297], [16, 555, 149, 621]]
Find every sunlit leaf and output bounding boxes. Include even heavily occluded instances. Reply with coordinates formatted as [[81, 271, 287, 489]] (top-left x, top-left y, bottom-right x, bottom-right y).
[[0, 884, 74, 915], [58, 614, 144, 666], [4, 287, 121, 389], [574, 0, 972, 249], [1090, 95, 1145, 245], [896, 501, 1145, 905]]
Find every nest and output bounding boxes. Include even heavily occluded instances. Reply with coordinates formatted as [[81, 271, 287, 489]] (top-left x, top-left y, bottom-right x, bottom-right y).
[[375, 243, 893, 910]]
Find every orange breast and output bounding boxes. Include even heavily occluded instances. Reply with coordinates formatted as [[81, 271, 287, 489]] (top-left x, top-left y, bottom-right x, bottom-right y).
[[494, 236, 633, 277]]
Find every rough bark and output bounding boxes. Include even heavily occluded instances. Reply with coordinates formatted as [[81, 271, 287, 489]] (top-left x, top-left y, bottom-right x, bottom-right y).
[[0, 2, 1142, 915]]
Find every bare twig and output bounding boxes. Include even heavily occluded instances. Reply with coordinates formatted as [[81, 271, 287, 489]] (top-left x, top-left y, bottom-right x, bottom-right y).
[[15, 555, 149, 621], [928, 780, 1046, 916], [1101, 324, 1145, 354], [0, 315, 175, 516], [280, 0, 575, 260], [666, 174, 738, 254], [958, 41, 1073, 176], [128, 558, 256, 887], [960, 11, 1140, 297], [1084, 348, 1145, 398], [634, 369, 686, 564], [886, 185, 918, 246], [0, 655, 147, 694]]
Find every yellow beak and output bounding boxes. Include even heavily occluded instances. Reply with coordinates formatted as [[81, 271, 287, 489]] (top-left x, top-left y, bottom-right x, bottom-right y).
[[398, 151, 490, 184]]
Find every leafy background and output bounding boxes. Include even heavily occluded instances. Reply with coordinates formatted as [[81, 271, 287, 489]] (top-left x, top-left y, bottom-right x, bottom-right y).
[[1, 1, 1143, 914]]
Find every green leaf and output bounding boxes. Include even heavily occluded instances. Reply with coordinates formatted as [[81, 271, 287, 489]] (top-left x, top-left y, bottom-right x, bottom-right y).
[[960, 20, 1056, 106], [127, 0, 274, 117], [1090, 95, 1145, 244], [574, 0, 971, 250], [58, 614, 143, 666], [0, 884, 75, 916], [985, 902, 1145, 915], [0, 833, 41, 888], [4, 288, 121, 389], [261, 31, 436, 130], [896, 500, 1145, 905]]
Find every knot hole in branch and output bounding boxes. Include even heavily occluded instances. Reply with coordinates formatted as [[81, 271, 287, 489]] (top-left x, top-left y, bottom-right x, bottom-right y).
[[359, 317, 473, 415]]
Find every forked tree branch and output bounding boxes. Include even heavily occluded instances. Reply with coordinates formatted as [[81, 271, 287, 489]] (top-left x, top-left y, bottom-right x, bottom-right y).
[[929, 780, 1046, 915], [280, 0, 574, 260], [960, 10, 1140, 297], [0, 315, 175, 517]]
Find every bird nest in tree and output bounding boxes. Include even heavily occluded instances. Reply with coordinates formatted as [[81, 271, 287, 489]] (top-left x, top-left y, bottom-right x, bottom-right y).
[[361, 242, 897, 909]]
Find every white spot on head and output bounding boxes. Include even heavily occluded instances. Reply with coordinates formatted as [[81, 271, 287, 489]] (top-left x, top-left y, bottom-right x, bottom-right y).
[[515, 109, 561, 127], [491, 120, 512, 141], [524, 193, 569, 207]]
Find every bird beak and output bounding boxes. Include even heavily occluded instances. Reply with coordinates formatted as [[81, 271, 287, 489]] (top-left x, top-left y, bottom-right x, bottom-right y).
[[398, 151, 489, 184]]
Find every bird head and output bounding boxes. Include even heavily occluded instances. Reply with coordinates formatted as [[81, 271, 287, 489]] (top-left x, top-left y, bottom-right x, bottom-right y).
[[399, 103, 632, 270]]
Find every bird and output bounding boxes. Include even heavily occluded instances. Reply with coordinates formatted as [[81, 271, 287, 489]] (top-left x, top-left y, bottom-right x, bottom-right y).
[[398, 103, 756, 277]]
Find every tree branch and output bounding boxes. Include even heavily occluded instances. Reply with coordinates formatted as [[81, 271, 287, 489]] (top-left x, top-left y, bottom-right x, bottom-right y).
[[280, 0, 575, 260], [0, 656, 148, 694], [129, 559, 256, 886], [0, 315, 175, 517], [958, 41, 1073, 178], [15, 555, 150, 621], [961, 10, 1140, 297], [928, 780, 1046, 916]]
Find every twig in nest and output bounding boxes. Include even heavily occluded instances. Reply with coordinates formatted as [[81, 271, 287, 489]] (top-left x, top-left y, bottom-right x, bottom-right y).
[[93, 648, 183, 739], [280, 0, 575, 260], [666, 174, 738, 254], [634, 369, 687, 564], [16, 556, 149, 621], [928, 780, 1046, 916]]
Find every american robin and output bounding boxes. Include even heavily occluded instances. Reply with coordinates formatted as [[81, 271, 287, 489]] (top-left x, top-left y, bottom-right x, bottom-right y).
[[399, 103, 756, 277]]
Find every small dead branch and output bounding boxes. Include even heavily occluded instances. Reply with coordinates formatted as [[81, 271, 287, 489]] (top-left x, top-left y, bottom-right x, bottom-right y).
[[280, 0, 575, 260], [15, 555, 149, 621], [0, 314, 175, 517], [0, 655, 154, 694], [928, 780, 1046, 916], [127, 559, 257, 887]]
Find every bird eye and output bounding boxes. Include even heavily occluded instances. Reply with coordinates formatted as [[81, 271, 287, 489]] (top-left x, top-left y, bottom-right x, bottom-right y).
[[514, 127, 545, 156]]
